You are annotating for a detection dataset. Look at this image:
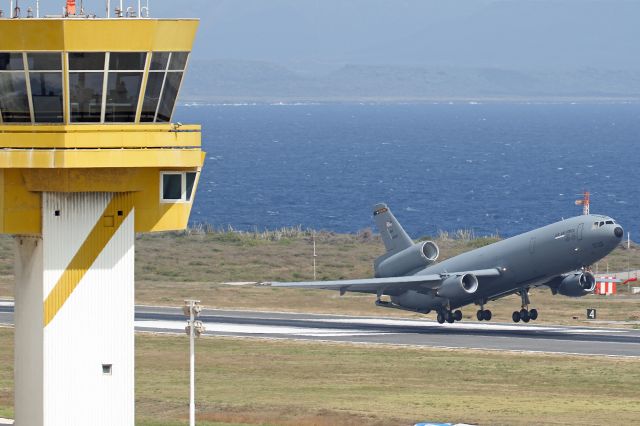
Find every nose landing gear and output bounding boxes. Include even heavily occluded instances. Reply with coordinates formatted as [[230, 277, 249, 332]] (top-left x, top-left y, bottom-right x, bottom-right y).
[[512, 288, 539, 323]]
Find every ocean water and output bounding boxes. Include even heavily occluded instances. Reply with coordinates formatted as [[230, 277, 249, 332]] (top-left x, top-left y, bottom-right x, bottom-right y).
[[176, 103, 640, 239]]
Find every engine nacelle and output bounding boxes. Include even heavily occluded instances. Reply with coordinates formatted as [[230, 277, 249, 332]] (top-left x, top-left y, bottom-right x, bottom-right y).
[[557, 272, 596, 297], [376, 241, 439, 278], [436, 273, 479, 299]]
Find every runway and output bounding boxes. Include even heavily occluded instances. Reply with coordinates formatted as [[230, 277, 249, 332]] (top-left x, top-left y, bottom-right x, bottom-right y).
[[1, 301, 639, 357]]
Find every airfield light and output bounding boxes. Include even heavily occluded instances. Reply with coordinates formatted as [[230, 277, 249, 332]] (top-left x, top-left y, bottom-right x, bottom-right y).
[[184, 300, 205, 426]]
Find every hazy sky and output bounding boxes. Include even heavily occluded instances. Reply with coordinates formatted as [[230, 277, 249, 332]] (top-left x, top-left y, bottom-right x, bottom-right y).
[[25, 1, 640, 71]]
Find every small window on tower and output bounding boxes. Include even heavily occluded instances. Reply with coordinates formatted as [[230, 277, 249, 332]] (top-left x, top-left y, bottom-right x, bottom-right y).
[[160, 171, 198, 203], [161, 173, 183, 201], [185, 172, 197, 201], [102, 364, 112, 375]]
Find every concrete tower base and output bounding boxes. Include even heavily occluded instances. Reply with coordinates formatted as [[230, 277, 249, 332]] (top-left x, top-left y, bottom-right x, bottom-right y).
[[14, 193, 135, 426]]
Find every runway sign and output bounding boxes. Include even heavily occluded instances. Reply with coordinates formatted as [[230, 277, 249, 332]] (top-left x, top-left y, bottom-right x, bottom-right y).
[[587, 308, 597, 320]]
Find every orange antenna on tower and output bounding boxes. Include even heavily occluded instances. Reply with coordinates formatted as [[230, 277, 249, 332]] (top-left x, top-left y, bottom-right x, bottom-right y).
[[66, 0, 76, 15], [575, 191, 590, 215]]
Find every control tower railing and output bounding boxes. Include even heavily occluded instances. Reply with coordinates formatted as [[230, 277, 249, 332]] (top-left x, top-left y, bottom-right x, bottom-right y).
[[1, 0, 153, 19]]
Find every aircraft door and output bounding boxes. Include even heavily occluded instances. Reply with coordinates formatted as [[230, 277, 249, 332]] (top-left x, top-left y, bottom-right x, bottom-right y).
[[529, 237, 536, 254], [577, 223, 584, 240]]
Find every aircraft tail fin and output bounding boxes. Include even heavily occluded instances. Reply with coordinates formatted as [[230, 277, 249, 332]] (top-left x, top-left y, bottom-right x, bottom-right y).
[[373, 203, 414, 255]]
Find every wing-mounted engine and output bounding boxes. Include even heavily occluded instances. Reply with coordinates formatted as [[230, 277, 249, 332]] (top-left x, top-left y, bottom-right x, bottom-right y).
[[552, 271, 596, 297], [436, 273, 479, 299], [375, 241, 439, 278]]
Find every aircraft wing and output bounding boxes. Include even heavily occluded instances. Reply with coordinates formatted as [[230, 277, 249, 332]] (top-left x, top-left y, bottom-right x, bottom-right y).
[[271, 268, 501, 295]]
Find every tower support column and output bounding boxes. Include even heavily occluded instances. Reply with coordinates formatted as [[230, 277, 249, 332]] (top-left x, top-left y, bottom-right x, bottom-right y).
[[15, 192, 135, 426]]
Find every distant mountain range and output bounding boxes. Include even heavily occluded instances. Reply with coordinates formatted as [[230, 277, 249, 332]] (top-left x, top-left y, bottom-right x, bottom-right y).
[[181, 60, 640, 103]]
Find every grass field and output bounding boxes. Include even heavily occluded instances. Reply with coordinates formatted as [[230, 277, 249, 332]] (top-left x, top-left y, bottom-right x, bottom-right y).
[[0, 230, 639, 326], [1, 327, 639, 425]]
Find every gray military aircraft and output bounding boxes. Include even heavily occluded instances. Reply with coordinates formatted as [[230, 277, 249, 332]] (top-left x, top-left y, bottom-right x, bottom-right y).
[[273, 203, 624, 324]]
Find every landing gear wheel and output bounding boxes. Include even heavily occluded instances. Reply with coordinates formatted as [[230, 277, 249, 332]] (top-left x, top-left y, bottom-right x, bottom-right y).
[[529, 308, 538, 321], [454, 310, 463, 322], [445, 312, 455, 323], [482, 309, 492, 321], [477, 310, 484, 321], [512, 311, 521, 323], [520, 309, 530, 323], [437, 312, 445, 324]]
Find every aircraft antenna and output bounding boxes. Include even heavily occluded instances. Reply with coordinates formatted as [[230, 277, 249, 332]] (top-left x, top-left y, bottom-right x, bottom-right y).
[[575, 190, 590, 215]]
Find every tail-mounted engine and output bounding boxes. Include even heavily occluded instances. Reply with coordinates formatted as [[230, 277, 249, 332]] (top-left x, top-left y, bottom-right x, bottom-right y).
[[375, 241, 439, 278]]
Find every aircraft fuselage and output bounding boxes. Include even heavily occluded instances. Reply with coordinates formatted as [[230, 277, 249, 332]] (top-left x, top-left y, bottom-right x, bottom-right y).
[[392, 214, 622, 311]]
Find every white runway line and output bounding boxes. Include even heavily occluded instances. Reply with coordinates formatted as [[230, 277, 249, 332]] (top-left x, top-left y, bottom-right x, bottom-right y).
[[135, 316, 629, 338], [135, 320, 390, 337]]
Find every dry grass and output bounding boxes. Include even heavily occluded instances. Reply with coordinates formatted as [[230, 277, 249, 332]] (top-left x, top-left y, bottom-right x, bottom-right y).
[[1, 327, 639, 425]]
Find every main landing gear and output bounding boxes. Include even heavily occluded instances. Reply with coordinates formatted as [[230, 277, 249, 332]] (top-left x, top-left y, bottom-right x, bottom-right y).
[[476, 309, 492, 321], [476, 300, 492, 321], [512, 288, 539, 323], [437, 309, 462, 324]]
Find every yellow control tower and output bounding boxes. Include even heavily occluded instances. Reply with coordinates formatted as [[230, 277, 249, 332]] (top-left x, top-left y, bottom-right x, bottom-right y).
[[0, 5, 203, 425]]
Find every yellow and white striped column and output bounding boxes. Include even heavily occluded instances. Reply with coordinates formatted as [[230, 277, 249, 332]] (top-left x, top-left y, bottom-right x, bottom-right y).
[[15, 192, 135, 425]]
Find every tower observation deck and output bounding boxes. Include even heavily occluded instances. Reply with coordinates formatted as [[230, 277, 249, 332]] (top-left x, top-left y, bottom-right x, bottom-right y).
[[0, 4, 203, 425]]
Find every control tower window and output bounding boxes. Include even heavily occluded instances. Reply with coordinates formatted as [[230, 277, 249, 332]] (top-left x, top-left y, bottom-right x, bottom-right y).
[[27, 53, 63, 123], [156, 71, 183, 122], [105, 53, 145, 123], [0, 53, 30, 123], [69, 52, 106, 122], [185, 172, 197, 201], [141, 52, 188, 123], [0, 53, 24, 70], [109, 52, 146, 71], [69, 52, 105, 70], [169, 52, 189, 71], [150, 52, 170, 71], [27, 53, 61, 71], [140, 72, 164, 122]]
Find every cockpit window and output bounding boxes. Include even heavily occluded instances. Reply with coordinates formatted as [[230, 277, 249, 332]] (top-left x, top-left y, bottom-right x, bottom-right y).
[[606, 220, 614, 225]]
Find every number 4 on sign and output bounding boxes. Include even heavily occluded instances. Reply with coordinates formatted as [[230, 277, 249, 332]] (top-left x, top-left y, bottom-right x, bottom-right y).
[[587, 308, 596, 320]]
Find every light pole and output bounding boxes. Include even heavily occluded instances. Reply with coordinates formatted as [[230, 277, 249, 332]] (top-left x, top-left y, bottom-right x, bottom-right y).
[[183, 300, 205, 426], [628, 233, 631, 291], [313, 231, 317, 280]]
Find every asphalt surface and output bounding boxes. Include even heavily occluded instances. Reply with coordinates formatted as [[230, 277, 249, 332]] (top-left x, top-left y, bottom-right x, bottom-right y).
[[1, 302, 638, 357]]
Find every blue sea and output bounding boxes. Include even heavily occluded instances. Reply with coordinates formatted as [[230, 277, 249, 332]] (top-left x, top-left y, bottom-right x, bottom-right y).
[[176, 103, 640, 239]]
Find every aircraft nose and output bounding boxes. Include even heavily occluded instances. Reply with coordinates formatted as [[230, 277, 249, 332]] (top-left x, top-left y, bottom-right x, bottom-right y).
[[614, 226, 624, 238]]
